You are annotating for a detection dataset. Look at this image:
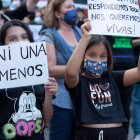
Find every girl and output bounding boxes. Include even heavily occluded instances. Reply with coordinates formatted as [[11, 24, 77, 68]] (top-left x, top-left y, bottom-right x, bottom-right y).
[[0, 19, 58, 140], [64, 21, 140, 140]]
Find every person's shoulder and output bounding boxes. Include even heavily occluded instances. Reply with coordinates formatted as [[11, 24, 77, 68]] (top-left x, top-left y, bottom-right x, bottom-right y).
[[73, 26, 81, 33], [39, 27, 56, 41], [110, 71, 125, 85], [41, 27, 54, 33], [73, 25, 80, 30]]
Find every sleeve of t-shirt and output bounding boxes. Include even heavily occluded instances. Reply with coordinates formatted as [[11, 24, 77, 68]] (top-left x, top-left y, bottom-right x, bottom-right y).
[[65, 77, 80, 93], [40, 31, 55, 45], [112, 71, 125, 89], [64, 75, 82, 99]]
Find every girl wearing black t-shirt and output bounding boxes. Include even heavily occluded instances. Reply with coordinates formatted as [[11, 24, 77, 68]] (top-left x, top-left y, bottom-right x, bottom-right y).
[[64, 20, 140, 140], [0, 19, 58, 140]]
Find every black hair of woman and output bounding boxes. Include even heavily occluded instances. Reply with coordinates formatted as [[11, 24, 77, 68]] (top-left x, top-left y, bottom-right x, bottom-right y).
[[0, 19, 34, 45]]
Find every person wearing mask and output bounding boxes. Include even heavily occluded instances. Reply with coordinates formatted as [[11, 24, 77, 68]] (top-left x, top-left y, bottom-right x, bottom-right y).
[[0, 19, 58, 140], [39, 0, 81, 140], [64, 20, 140, 140]]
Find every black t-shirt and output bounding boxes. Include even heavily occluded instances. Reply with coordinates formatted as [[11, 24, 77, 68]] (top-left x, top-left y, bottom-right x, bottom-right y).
[[106, 36, 136, 124], [106, 36, 136, 70], [0, 85, 45, 140], [65, 72, 128, 125]]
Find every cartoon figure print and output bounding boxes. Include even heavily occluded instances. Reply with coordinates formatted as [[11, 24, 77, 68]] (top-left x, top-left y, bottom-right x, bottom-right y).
[[11, 91, 42, 123], [2, 87, 44, 139]]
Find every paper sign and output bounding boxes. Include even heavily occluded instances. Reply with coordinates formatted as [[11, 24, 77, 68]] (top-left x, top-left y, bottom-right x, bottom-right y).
[[88, 0, 140, 37], [0, 41, 49, 89]]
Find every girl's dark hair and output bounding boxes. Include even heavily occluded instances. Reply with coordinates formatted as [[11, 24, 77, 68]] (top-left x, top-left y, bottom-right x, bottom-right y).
[[81, 35, 113, 73], [0, 19, 34, 45]]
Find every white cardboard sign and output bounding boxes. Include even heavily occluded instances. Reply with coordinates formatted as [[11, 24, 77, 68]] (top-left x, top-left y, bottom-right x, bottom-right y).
[[0, 41, 49, 89], [88, 0, 140, 37]]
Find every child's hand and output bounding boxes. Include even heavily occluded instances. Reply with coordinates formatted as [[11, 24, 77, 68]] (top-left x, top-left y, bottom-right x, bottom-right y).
[[81, 19, 92, 39], [44, 77, 58, 97]]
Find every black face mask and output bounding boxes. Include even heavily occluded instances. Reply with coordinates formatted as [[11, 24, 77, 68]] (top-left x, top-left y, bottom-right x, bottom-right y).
[[77, 20, 84, 28]]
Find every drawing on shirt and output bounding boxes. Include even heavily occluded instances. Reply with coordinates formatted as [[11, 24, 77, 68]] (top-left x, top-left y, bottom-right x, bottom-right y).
[[11, 91, 42, 123], [99, 83, 109, 91], [2, 87, 44, 139], [90, 83, 113, 110], [5, 88, 42, 123]]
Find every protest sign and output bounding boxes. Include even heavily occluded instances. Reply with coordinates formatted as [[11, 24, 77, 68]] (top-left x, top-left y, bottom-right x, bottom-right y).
[[0, 41, 49, 89], [88, 0, 140, 37]]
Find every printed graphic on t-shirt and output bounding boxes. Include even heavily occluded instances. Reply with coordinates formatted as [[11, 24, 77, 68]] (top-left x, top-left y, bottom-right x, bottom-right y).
[[2, 89, 44, 139], [90, 83, 113, 110]]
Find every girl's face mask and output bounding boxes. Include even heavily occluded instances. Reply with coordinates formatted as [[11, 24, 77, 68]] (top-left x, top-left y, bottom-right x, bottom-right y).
[[83, 59, 107, 77]]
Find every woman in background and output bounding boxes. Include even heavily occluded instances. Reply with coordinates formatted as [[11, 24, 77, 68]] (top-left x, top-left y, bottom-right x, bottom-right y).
[[40, 0, 81, 140]]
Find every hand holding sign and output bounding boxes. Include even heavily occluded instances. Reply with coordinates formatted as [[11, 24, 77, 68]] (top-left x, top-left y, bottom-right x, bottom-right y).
[[44, 77, 58, 97], [81, 19, 92, 40]]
